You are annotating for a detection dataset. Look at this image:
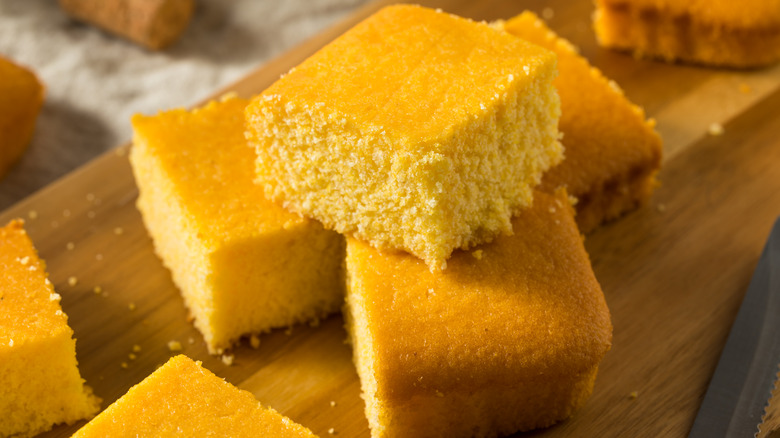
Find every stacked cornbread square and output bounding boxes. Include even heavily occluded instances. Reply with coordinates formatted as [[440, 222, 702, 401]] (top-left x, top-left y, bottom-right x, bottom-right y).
[[0, 220, 99, 437], [72, 355, 318, 437], [501, 12, 662, 232], [593, 0, 780, 67], [130, 95, 345, 354], [344, 190, 612, 437], [245, 4, 563, 271], [0, 56, 44, 179]]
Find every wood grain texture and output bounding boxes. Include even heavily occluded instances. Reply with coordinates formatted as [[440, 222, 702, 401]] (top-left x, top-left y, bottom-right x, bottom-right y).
[[1, 0, 779, 436]]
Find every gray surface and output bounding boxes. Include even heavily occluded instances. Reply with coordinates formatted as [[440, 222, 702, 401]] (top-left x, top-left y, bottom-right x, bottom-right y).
[[0, 0, 368, 211]]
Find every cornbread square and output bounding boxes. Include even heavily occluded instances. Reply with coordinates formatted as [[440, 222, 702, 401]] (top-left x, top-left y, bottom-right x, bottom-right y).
[[246, 4, 563, 270], [501, 12, 662, 232], [72, 355, 318, 437], [0, 56, 44, 179], [344, 190, 612, 437], [593, 0, 780, 68], [0, 219, 99, 437], [130, 96, 345, 354]]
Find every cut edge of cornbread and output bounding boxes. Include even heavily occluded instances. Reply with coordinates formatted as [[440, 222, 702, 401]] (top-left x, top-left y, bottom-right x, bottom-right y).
[[131, 96, 345, 355], [344, 190, 612, 437], [498, 11, 662, 233], [0, 219, 100, 438], [72, 355, 318, 437], [593, 1, 780, 68], [246, 5, 563, 271]]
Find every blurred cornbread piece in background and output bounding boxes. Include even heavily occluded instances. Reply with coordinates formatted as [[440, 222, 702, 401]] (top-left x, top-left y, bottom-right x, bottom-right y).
[[72, 355, 318, 437], [344, 190, 612, 437], [501, 12, 662, 232], [130, 96, 344, 355], [246, 4, 563, 271], [58, 0, 194, 50], [0, 56, 44, 179], [0, 220, 100, 437], [593, 0, 780, 68]]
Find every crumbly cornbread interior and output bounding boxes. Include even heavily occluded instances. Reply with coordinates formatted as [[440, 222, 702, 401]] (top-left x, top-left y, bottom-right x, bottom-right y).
[[0, 219, 99, 438], [131, 96, 344, 354], [246, 4, 562, 270]]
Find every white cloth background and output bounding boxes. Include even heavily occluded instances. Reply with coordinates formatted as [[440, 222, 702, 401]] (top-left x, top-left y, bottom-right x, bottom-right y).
[[0, 0, 369, 210]]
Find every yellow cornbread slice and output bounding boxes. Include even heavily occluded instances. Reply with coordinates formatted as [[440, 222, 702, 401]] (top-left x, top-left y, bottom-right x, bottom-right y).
[[501, 12, 662, 233], [593, 0, 780, 68], [0, 56, 44, 179], [130, 96, 345, 354], [344, 190, 612, 437], [0, 219, 99, 437], [246, 4, 563, 271], [72, 355, 318, 437]]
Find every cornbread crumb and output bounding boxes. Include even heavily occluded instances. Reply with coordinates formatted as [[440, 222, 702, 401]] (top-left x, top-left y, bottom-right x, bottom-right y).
[[49, 293, 61, 302], [114, 227, 124, 235], [63, 209, 71, 218], [120, 362, 128, 369], [71, 355, 318, 437], [246, 5, 562, 270], [28, 210, 38, 219], [471, 250, 484, 260], [249, 334, 261, 349], [86, 193, 95, 202], [657, 203, 667, 213], [66, 242, 75, 250], [128, 353, 137, 361], [629, 390, 639, 400], [708, 123, 724, 136], [93, 286, 102, 294], [330, 401, 337, 407], [221, 354, 234, 366], [128, 302, 136, 311], [95, 254, 103, 261], [188, 337, 195, 345], [167, 340, 182, 352], [328, 428, 335, 435], [68, 276, 78, 286], [19, 256, 29, 265], [132, 344, 142, 353], [87, 211, 96, 219], [542, 7, 554, 20]]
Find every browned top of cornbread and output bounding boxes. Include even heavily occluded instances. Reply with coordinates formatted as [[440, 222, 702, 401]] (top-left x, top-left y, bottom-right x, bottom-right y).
[[596, 0, 780, 29], [73, 355, 317, 437], [346, 190, 612, 401], [0, 219, 71, 347], [131, 96, 311, 248], [503, 12, 662, 198], [250, 4, 556, 153]]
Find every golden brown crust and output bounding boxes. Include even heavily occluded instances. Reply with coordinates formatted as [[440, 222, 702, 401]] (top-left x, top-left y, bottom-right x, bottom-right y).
[[0, 57, 44, 179], [502, 12, 662, 233], [345, 190, 612, 436], [594, 0, 780, 68]]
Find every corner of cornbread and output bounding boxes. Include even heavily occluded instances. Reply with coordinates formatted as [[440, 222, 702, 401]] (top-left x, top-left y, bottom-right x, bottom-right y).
[[344, 190, 613, 437], [501, 11, 662, 232], [245, 4, 563, 270], [72, 355, 317, 437], [0, 219, 100, 437], [130, 95, 345, 354]]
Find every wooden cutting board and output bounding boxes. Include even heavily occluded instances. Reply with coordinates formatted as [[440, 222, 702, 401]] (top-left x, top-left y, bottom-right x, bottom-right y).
[[4, 0, 780, 436]]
